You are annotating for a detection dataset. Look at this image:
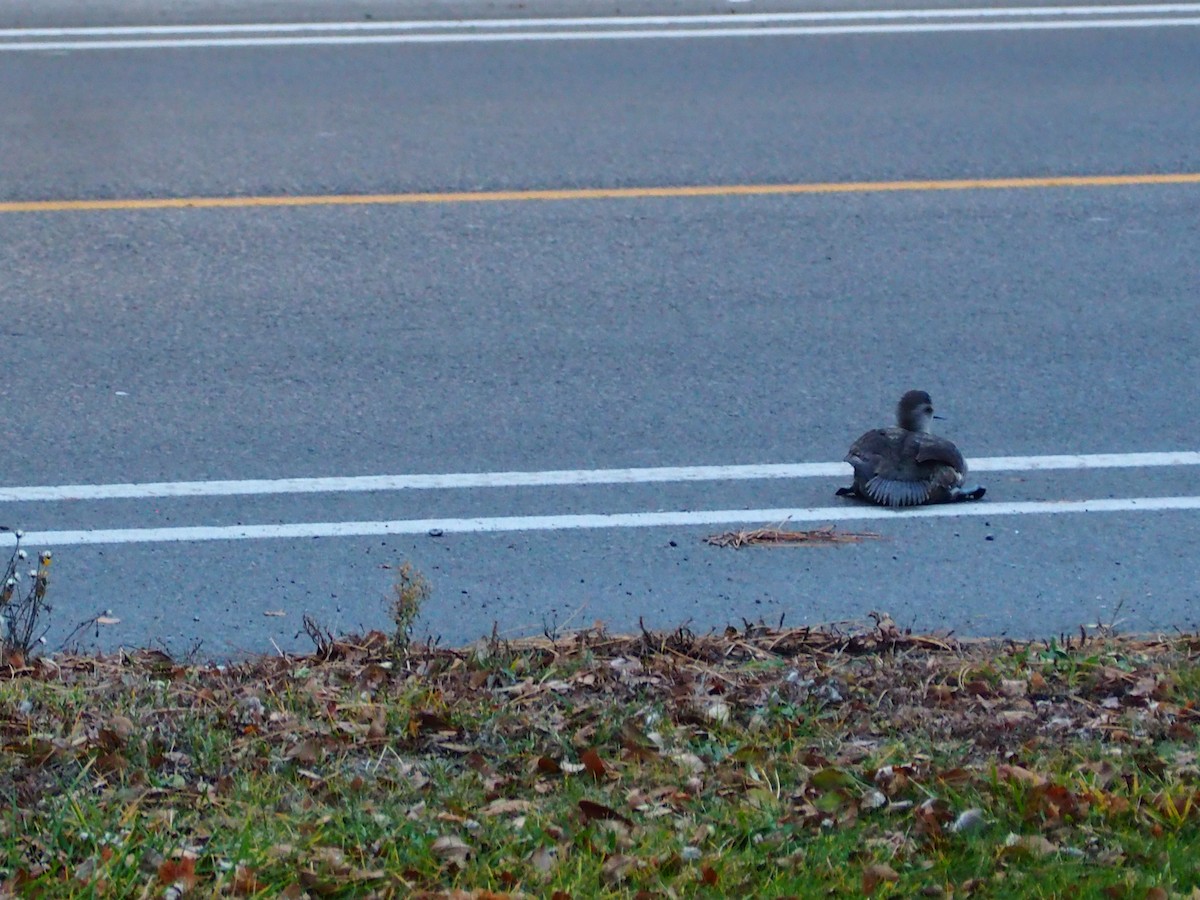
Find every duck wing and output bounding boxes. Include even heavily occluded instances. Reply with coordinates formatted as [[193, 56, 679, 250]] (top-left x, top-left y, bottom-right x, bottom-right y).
[[844, 429, 894, 479], [911, 433, 968, 474]]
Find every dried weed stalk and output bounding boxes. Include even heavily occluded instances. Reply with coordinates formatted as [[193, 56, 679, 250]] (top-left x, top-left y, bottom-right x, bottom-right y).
[[0, 532, 53, 661], [390, 561, 432, 648]]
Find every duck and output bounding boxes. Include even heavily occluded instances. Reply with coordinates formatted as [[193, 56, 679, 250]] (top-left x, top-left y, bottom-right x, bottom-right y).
[[836, 390, 986, 507]]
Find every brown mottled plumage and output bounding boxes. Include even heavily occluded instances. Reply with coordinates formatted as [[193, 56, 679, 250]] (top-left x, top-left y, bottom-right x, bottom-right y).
[[836, 390, 986, 508]]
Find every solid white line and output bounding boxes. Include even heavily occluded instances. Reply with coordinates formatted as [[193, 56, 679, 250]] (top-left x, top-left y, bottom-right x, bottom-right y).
[[0, 463, 843, 501], [3, 6, 1198, 37], [4, 16, 1200, 49], [966, 451, 1200, 472], [0, 452, 1196, 503], [4, 495, 1199, 546]]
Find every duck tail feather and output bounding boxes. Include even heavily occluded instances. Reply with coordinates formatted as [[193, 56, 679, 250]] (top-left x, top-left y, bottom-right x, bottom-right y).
[[866, 476, 932, 508]]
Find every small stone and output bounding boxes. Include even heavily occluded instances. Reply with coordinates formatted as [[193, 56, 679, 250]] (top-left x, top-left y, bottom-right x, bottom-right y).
[[861, 790, 888, 810]]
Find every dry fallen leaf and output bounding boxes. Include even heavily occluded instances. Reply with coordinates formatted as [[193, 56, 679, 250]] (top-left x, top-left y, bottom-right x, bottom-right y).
[[479, 798, 534, 817], [431, 835, 472, 866], [284, 740, 322, 766], [862, 862, 900, 895], [600, 854, 636, 885], [232, 865, 261, 896], [996, 764, 1045, 787], [157, 856, 198, 891], [578, 799, 634, 828], [1002, 833, 1057, 858], [581, 748, 607, 780]]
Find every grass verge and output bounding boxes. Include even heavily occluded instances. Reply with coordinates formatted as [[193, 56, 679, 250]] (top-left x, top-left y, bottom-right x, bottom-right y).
[[2, 615, 1199, 898]]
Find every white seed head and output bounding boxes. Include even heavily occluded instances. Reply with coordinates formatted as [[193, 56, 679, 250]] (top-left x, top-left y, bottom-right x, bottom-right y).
[[16, 550, 26, 560]]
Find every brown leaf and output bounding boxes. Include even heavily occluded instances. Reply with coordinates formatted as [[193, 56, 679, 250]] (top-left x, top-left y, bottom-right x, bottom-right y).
[[431, 835, 472, 867], [581, 748, 607, 781], [95, 752, 129, 775], [367, 707, 388, 741], [285, 740, 322, 766], [998, 679, 1027, 698], [1001, 833, 1057, 858], [862, 862, 900, 895], [232, 865, 262, 896], [308, 846, 347, 873], [1030, 783, 1087, 825], [997, 764, 1045, 786], [997, 709, 1036, 727], [700, 864, 719, 886], [414, 710, 455, 733], [600, 854, 636, 885], [1129, 676, 1160, 699], [157, 856, 197, 890], [107, 714, 135, 739], [537, 756, 562, 775], [479, 798, 534, 817], [579, 799, 634, 828], [936, 767, 974, 787]]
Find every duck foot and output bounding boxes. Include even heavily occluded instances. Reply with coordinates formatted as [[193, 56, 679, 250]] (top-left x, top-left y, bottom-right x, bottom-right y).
[[951, 485, 986, 502], [835, 486, 858, 499]]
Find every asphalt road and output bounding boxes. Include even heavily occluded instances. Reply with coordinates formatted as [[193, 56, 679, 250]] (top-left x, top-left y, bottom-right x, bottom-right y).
[[1, 3, 1198, 656]]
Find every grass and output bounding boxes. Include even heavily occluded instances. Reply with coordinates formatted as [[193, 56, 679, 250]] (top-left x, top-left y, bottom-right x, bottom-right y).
[[2, 618, 1200, 898]]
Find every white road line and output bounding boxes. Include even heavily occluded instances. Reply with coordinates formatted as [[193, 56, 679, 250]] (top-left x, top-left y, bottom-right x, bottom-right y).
[[4, 495, 1199, 547], [0, 452, 1196, 503], [3, 6, 1199, 37], [4, 16, 1200, 49]]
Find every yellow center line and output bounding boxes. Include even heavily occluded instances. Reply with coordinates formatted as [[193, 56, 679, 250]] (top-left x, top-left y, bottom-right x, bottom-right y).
[[3, 172, 1199, 213]]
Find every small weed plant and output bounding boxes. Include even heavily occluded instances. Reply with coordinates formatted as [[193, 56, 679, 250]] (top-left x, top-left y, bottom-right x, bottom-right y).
[[389, 561, 431, 649], [0, 531, 52, 660]]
